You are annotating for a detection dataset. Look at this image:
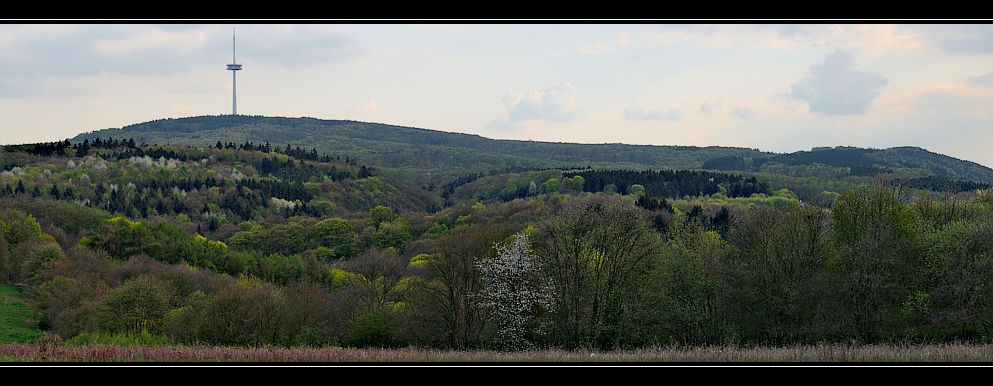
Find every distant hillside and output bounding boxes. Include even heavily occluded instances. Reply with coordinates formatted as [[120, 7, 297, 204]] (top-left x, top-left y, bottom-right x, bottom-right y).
[[702, 146, 993, 183], [71, 115, 993, 184], [71, 115, 769, 185]]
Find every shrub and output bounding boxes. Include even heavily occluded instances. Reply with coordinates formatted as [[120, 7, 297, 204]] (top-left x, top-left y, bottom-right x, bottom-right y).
[[97, 275, 170, 335]]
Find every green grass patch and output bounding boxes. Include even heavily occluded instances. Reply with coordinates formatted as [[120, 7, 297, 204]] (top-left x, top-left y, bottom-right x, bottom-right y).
[[66, 330, 171, 346], [0, 284, 44, 344]]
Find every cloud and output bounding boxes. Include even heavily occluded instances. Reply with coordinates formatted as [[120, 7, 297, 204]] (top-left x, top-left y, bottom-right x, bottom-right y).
[[936, 25, 993, 54], [729, 107, 755, 119], [354, 99, 381, 115], [698, 101, 724, 115], [773, 25, 808, 39], [698, 100, 754, 119], [624, 104, 682, 121], [88, 97, 106, 110], [790, 49, 889, 116], [0, 25, 363, 80], [487, 82, 584, 131], [967, 71, 993, 87], [578, 42, 618, 54], [168, 104, 196, 114], [246, 25, 363, 68]]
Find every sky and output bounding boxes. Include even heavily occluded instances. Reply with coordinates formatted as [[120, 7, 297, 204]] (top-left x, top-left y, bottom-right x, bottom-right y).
[[1, 23, 991, 167]]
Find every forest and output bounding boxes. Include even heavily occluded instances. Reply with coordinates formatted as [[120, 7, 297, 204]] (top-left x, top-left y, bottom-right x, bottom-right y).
[[3, 127, 993, 359]]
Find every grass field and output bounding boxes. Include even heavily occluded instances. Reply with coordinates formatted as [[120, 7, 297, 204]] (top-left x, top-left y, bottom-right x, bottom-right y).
[[3, 343, 993, 362], [0, 284, 43, 345]]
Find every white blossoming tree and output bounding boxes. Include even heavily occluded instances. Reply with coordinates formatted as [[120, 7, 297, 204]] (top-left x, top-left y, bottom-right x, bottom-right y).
[[476, 231, 555, 350]]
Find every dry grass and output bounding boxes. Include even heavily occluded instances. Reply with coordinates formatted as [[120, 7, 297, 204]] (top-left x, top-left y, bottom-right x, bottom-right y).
[[3, 342, 993, 362]]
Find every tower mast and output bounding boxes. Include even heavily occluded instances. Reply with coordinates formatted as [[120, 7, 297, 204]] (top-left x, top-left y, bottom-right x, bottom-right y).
[[226, 27, 242, 115]]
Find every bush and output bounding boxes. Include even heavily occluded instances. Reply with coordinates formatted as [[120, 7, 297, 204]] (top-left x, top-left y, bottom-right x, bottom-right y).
[[97, 275, 170, 335], [346, 309, 404, 348], [66, 329, 171, 346]]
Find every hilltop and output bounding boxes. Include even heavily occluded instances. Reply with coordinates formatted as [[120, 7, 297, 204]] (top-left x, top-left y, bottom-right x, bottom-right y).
[[71, 115, 769, 185], [71, 115, 993, 185]]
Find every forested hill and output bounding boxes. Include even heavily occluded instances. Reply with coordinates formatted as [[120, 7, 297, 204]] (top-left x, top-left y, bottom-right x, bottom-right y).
[[71, 115, 993, 184], [71, 115, 769, 185], [703, 146, 993, 183]]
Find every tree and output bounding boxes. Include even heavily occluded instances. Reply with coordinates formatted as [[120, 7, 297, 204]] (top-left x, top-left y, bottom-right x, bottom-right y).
[[530, 197, 661, 350], [634, 224, 730, 346], [830, 183, 921, 342], [97, 275, 169, 335], [571, 175, 585, 192], [372, 218, 412, 252], [407, 224, 514, 348], [313, 218, 357, 260], [346, 248, 407, 310], [544, 178, 561, 194], [725, 204, 833, 345], [369, 205, 395, 229], [476, 232, 555, 350]]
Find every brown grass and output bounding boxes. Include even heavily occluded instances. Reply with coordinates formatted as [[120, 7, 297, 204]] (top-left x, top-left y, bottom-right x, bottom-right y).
[[4, 342, 993, 362]]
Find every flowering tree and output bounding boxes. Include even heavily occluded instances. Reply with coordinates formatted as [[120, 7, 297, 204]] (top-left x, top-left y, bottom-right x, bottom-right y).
[[476, 232, 555, 350]]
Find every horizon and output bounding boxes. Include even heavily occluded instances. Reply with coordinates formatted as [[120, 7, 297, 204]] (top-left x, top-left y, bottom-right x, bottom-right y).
[[67, 113, 984, 165], [1, 24, 991, 167]]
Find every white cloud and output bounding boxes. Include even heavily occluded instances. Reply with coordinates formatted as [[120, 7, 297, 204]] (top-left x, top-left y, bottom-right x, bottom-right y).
[[354, 99, 381, 115], [168, 104, 196, 114], [0, 25, 363, 81], [729, 106, 755, 119], [487, 82, 584, 131], [936, 25, 993, 54], [791, 49, 889, 116], [93, 27, 208, 56], [624, 104, 682, 121], [88, 97, 106, 110], [968, 71, 993, 87], [699, 101, 725, 115], [698, 100, 755, 119]]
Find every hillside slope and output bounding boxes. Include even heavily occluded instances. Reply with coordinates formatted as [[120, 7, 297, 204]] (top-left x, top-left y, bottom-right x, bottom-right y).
[[71, 115, 993, 184], [72, 115, 769, 185]]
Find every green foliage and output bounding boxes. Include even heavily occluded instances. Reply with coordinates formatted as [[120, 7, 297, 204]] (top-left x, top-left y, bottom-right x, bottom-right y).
[[34, 276, 102, 338], [628, 184, 646, 197], [66, 329, 171, 346], [915, 217, 993, 341], [22, 241, 65, 284], [97, 276, 170, 335], [531, 197, 662, 350], [1, 209, 43, 250], [313, 217, 356, 259], [372, 218, 412, 252], [8, 124, 993, 351], [407, 254, 435, 269], [346, 309, 405, 348], [830, 183, 922, 342], [423, 223, 450, 239], [603, 184, 617, 195], [168, 277, 283, 346], [543, 178, 561, 194], [634, 225, 731, 347], [369, 205, 395, 228], [725, 204, 834, 345]]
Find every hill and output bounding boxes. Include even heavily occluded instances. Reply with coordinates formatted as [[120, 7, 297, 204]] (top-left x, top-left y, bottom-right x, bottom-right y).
[[71, 115, 993, 185], [71, 115, 771, 185]]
